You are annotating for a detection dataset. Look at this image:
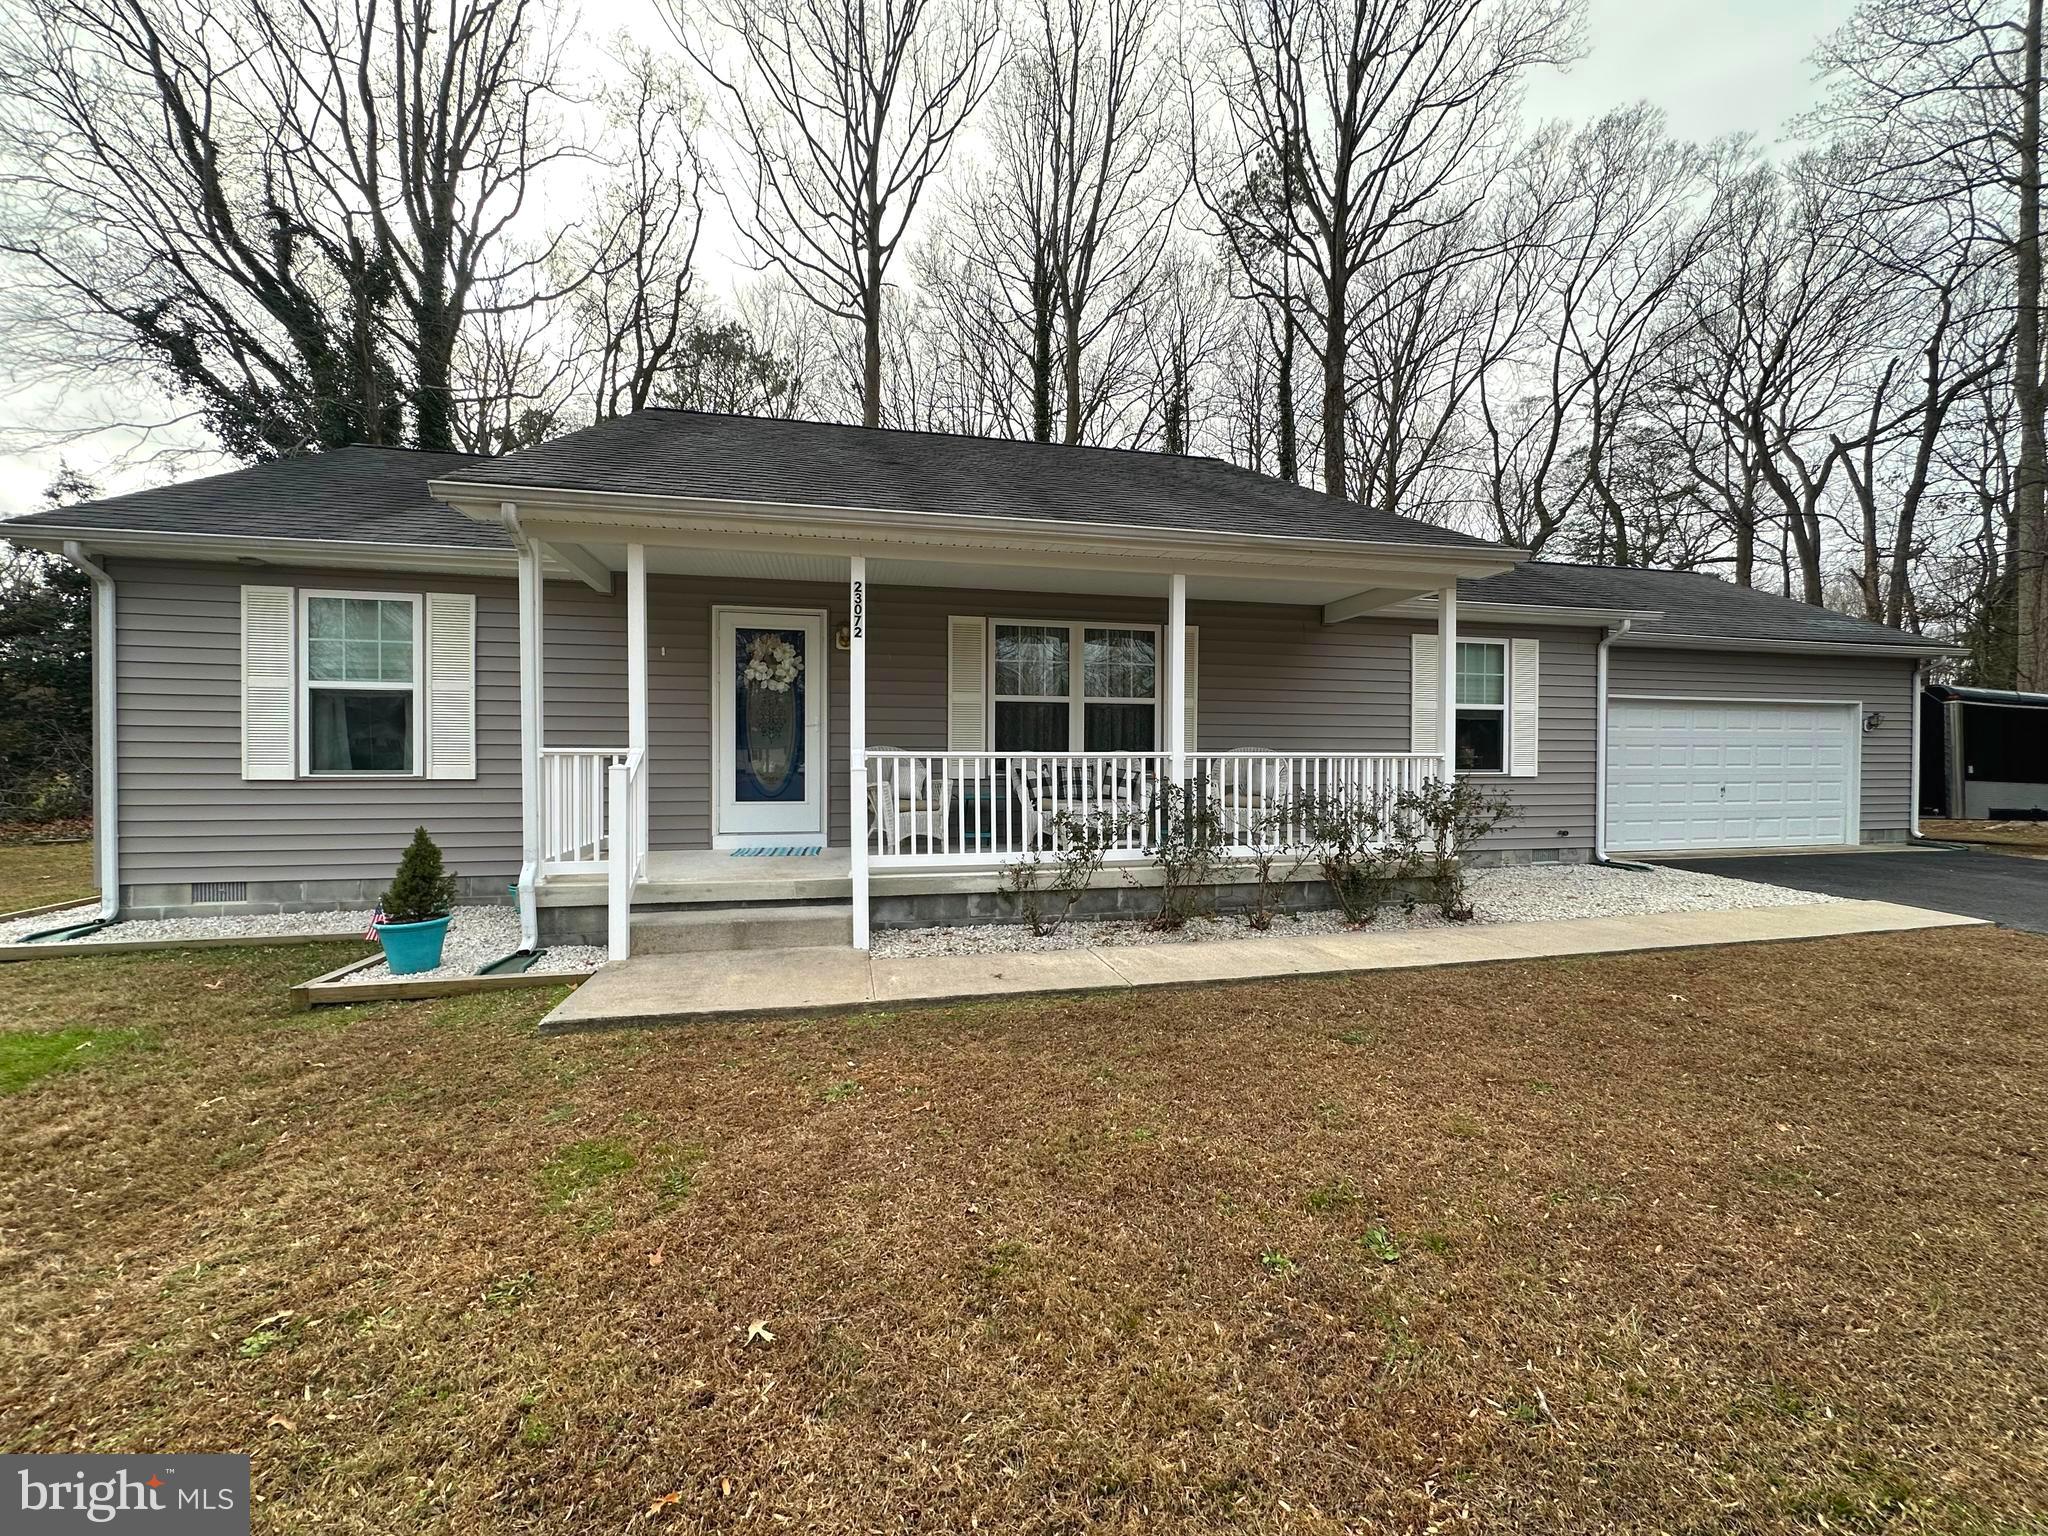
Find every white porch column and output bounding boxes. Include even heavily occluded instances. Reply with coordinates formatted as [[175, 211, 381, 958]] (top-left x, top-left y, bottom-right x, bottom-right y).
[[1167, 573, 1188, 784], [626, 543, 649, 869], [849, 554, 870, 950], [512, 514, 546, 949], [1437, 581, 1458, 786]]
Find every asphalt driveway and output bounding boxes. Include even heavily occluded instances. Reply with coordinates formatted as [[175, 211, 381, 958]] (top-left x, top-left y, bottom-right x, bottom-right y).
[[1667, 847, 2048, 934]]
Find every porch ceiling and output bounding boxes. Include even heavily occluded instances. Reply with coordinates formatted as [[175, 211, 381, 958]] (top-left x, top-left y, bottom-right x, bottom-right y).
[[558, 538, 1426, 607]]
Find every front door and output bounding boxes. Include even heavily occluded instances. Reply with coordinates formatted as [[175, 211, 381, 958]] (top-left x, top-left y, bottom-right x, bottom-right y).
[[713, 607, 827, 846]]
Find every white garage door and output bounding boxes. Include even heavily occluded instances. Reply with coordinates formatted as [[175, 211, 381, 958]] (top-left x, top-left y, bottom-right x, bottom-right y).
[[1605, 698, 1857, 853]]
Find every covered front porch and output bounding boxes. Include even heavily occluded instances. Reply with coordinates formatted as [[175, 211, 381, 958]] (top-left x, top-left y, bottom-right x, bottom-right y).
[[469, 501, 1509, 961]]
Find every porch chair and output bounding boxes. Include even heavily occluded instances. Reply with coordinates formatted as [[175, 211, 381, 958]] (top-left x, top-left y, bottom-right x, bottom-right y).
[[1208, 749, 1281, 847], [867, 749, 955, 855]]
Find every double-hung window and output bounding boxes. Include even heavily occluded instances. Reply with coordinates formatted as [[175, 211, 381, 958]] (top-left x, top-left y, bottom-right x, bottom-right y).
[[303, 593, 420, 774], [993, 621, 1158, 752], [1454, 640, 1507, 774]]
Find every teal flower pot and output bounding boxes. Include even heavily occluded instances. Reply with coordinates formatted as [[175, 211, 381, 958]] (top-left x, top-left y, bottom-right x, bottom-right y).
[[377, 914, 452, 975]]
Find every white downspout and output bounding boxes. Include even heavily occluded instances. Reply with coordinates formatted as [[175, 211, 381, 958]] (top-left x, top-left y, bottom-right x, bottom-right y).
[[502, 505, 543, 950], [62, 541, 118, 920], [1908, 658, 1923, 838], [1593, 618, 1631, 863]]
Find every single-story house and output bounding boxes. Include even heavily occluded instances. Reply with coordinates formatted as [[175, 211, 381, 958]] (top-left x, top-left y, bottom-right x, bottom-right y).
[[1920, 682, 2048, 819], [5, 410, 1957, 957]]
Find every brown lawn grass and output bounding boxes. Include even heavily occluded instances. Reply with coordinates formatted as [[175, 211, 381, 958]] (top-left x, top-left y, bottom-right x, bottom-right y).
[[0, 930, 2044, 1533], [0, 838, 96, 914], [1924, 819, 2048, 854]]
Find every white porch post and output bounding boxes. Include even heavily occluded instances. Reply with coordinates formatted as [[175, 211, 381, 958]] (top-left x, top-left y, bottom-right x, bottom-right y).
[[627, 543, 649, 870], [849, 555, 870, 950], [511, 510, 546, 949], [1437, 582, 1458, 786], [1167, 573, 1188, 784]]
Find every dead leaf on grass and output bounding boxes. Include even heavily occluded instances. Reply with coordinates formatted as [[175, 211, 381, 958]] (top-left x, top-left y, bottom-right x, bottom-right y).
[[745, 1321, 775, 1346]]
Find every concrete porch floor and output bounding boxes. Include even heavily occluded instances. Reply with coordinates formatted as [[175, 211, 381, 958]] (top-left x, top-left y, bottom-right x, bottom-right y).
[[539, 897, 1983, 1031], [539, 848, 855, 906]]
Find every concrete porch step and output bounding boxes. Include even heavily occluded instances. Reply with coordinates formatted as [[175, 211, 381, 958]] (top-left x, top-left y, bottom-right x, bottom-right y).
[[630, 902, 853, 954]]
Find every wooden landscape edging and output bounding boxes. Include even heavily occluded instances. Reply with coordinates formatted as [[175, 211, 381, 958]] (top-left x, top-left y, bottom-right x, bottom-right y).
[[289, 955, 592, 1010]]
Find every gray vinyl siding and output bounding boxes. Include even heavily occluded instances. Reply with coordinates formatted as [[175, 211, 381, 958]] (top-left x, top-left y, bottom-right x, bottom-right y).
[[110, 558, 526, 886], [1606, 647, 1917, 838], [106, 558, 1605, 891]]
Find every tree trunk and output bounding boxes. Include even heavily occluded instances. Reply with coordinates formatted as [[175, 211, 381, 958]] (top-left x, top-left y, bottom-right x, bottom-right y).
[[2016, 0, 2048, 686], [1320, 273, 1346, 498], [1062, 306, 1083, 445], [1031, 275, 1056, 443], [862, 253, 884, 429], [1275, 312, 1297, 482]]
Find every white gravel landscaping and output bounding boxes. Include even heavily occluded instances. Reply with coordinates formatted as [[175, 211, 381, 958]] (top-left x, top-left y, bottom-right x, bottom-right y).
[[0, 902, 606, 978], [870, 861, 1840, 959]]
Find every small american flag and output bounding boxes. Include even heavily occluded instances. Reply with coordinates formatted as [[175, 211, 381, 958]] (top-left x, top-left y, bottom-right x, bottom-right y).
[[363, 902, 385, 941]]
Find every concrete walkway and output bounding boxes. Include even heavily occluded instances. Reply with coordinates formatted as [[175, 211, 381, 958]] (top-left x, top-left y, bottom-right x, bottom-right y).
[[539, 898, 1984, 1031]]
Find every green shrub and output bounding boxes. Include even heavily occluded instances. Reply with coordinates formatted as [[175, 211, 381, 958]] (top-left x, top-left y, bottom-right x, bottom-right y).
[[1397, 778, 1518, 918], [1298, 786, 1415, 925], [381, 826, 459, 924], [1142, 779, 1226, 931]]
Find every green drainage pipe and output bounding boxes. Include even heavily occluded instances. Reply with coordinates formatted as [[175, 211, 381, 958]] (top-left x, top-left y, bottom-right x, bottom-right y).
[[16, 917, 114, 944], [476, 948, 546, 976]]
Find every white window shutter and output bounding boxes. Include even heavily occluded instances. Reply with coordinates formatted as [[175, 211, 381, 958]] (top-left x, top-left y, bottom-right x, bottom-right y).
[[241, 585, 295, 780], [425, 591, 477, 780], [1510, 637, 1540, 777], [1182, 625, 1199, 751], [1410, 633, 1440, 756], [947, 616, 987, 751]]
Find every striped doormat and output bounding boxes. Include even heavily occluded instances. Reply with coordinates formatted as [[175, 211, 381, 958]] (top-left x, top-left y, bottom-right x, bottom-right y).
[[729, 846, 823, 858]]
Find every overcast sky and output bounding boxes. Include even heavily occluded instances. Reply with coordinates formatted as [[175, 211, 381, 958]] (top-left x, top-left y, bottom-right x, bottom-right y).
[[0, 0, 1862, 520]]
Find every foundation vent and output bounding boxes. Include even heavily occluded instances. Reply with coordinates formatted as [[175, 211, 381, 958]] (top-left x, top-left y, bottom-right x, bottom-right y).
[[191, 881, 249, 903]]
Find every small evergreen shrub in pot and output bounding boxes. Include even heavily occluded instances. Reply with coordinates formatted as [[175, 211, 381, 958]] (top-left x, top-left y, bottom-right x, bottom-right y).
[[375, 826, 461, 974]]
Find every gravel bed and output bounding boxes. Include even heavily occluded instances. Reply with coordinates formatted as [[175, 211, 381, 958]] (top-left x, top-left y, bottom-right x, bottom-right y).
[[870, 862, 1838, 959], [0, 902, 605, 978], [345, 906, 605, 982]]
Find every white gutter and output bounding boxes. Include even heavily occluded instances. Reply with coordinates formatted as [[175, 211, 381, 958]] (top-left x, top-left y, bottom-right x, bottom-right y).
[[61, 541, 118, 920], [1611, 630, 1963, 658], [1593, 619, 1632, 863]]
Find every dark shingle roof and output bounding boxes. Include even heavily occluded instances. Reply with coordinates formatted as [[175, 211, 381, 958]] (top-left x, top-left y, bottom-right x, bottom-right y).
[[435, 409, 1506, 551], [5, 445, 502, 549], [1465, 562, 1943, 648]]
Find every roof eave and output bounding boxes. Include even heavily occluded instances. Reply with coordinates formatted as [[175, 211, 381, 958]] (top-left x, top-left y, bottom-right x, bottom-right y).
[[1388, 594, 1664, 628], [1615, 629, 1964, 658], [430, 477, 1526, 579], [6, 524, 518, 576]]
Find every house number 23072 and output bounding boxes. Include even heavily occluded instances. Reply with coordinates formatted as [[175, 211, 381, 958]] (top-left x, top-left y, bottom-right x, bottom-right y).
[[851, 581, 864, 640]]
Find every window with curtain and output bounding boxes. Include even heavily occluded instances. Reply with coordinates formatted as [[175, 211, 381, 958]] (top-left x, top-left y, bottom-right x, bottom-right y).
[[992, 621, 1158, 751], [1454, 640, 1506, 773], [305, 594, 417, 773], [1083, 627, 1156, 750], [994, 623, 1070, 750]]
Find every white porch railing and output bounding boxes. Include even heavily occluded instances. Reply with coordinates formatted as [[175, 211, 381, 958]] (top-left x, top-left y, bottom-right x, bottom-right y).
[[540, 747, 619, 873], [863, 750, 1446, 869], [607, 747, 648, 958]]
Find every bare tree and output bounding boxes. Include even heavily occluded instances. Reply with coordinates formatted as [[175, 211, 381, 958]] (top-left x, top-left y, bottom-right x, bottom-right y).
[[566, 42, 708, 422], [0, 0, 573, 459], [0, 0, 404, 457], [1030, 0, 1177, 443], [1477, 107, 1713, 555], [1196, 0, 1578, 500], [1814, 0, 2046, 681], [251, 0, 576, 452], [672, 0, 1003, 427]]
